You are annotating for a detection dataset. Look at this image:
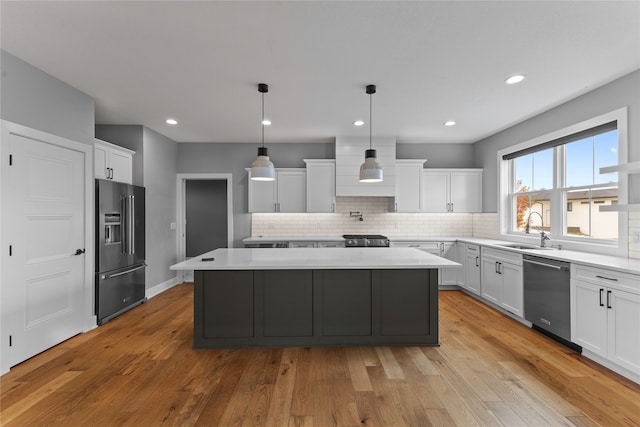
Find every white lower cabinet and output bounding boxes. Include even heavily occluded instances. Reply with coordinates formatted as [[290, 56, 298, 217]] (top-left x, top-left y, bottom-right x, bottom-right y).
[[571, 265, 640, 376], [390, 241, 460, 287], [463, 244, 481, 295], [480, 247, 523, 317]]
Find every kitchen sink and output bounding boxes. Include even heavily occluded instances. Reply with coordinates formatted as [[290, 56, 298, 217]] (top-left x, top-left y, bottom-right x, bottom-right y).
[[498, 244, 552, 250]]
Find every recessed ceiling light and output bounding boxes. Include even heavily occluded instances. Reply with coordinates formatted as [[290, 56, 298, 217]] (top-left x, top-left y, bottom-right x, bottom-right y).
[[353, 120, 364, 126], [261, 119, 271, 126], [444, 120, 456, 127], [166, 118, 178, 125], [505, 74, 526, 85]]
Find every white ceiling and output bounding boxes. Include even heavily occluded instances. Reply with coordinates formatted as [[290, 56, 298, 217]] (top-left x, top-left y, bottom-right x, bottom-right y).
[[1, 1, 639, 144]]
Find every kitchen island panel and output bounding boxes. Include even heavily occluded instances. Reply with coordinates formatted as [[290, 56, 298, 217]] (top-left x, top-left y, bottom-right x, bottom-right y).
[[261, 270, 313, 337], [197, 270, 255, 339], [378, 269, 436, 336], [319, 270, 372, 336]]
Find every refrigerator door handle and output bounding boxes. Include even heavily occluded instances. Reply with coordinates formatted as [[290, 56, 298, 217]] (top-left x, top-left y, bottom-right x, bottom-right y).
[[102, 264, 147, 280], [129, 195, 135, 255], [121, 196, 127, 254]]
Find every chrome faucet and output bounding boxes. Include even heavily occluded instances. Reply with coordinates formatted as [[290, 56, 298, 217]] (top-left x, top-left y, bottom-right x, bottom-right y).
[[526, 211, 550, 247]]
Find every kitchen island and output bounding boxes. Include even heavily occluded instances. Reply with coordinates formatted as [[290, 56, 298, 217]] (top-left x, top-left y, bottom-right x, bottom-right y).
[[170, 247, 459, 349]]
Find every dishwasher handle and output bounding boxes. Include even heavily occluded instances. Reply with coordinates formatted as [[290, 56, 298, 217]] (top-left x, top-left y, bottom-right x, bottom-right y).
[[523, 258, 569, 271]]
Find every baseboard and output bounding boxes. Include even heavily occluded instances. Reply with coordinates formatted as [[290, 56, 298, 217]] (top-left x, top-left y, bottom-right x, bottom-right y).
[[146, 276, 180, 299], [581, 349, 640, 385]]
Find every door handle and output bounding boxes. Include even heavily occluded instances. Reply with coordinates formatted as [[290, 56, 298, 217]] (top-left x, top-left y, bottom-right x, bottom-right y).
[[475, 256, 479, 267], [599, 288, 604, 307], [74, 248, 86, 256], [607, 290, 612, 309]]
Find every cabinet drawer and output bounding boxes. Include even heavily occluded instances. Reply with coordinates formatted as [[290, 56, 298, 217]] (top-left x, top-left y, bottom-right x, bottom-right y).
[[481, 247, 522, 265], [289, 241, 317, 248], [572, 264, 640, 295], [391, 241, 442, 251], [466, 244, 480, 254], [318, 241, 345, 248]]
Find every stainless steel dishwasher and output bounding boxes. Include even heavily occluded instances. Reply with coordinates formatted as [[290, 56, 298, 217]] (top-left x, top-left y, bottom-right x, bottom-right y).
[[523, 255, 580, 351]]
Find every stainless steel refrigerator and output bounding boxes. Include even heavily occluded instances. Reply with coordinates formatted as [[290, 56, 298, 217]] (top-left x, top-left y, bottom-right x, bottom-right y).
[[95, 179, 146, 325]]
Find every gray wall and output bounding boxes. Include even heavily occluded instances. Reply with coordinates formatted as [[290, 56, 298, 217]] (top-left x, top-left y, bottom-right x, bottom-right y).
[[143, 127, 178, 289], [177, 142, 334, 247], [95, 125, 144, 186], [396, 143, 475, 168], [95, 124, 178, 290], [474, 70, 640, 212], [0, 50, 95, 144]]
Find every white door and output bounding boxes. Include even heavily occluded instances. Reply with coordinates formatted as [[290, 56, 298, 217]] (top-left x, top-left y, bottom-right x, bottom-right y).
[[481, 257, 501, 304], [247, 171, 277, 212], [277, 170, 306, 213], [500, 262, 523, 317], [422, 171, 449, 212], [3, 133, 86, 368], [450, 171, 482, 212], [571, 280, 608, 357], [608, 289, 640, 374]]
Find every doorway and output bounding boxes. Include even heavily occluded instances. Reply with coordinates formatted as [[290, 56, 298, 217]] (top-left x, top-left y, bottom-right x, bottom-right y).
[[176, 174, 233, 283]]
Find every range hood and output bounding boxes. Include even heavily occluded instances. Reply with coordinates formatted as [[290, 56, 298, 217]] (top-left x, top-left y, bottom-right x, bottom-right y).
[[335, 136, 396, 197]]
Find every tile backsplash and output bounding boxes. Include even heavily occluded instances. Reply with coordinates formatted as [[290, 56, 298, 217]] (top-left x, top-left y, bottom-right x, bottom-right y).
[[252, 197, 480, 239], [252, 197, 640, 259]]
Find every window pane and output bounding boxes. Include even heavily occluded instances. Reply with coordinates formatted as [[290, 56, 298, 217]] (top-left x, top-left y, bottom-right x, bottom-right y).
[[565, 187, 618, 239], [565, 137, 593, 187], [532, 148, 553, 190], [514, 192, 551, 233], [594, 130, 618, 185], [514, 155, 532, 192]]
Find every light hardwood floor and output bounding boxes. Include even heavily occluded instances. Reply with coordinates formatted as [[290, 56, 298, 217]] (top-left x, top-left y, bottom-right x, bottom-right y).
[[1, 283, 639, 426]]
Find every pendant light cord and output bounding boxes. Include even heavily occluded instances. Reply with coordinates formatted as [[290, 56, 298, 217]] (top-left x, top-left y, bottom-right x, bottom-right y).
[[369, 91, 372, 150], [261, 92, 265, 149]]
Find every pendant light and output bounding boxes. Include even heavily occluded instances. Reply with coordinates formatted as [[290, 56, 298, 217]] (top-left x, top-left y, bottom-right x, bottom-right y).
[[359, 84, 383, 183], [250, 83, 275, 181]]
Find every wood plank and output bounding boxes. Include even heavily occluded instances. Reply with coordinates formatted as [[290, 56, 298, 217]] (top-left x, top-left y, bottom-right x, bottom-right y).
[[1, 285, 639, 426]]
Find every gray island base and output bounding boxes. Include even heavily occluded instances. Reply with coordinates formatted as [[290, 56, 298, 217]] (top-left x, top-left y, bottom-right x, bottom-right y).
[[171, 248, 460, 349]]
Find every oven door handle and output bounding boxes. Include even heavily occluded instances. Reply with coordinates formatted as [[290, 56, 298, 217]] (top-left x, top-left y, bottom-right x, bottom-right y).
[[523, 259, 567, 270]]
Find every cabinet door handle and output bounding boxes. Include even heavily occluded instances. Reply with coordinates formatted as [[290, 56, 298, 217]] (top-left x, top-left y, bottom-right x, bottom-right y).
[[599, 288, 604, 307], [450, 203, 454, 212], [596, 275, 618, 282], [475, 256, 479, 267], [607, 290, 612, 309], [440, 242, 444, 253], [332, 202, 336, 212]]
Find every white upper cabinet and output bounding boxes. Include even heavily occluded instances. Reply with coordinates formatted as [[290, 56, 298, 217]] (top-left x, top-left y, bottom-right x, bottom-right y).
[[304, 159, 336, 213], [94, 139, 134, 184], [247, 168, 306, 213], [422, 169, 482, 213], [335, 137, 396, 197], [394, 159, 426, 212], [277, 169, 306, 212]]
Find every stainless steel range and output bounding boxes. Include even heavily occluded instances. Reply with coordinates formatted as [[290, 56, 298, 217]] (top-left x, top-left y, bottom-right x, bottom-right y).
[[343, 234, 390, 247]]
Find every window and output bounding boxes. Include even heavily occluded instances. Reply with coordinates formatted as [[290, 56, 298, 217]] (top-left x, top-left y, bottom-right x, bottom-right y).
[[500, 109, 627, 253], [562, 129, 618, 239]]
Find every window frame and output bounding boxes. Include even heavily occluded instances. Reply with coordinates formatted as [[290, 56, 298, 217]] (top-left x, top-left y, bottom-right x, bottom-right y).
[[498, 107, 628, 257]]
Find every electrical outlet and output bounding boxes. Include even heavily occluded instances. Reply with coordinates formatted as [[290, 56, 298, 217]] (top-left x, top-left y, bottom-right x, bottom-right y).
[[633, 232, 640, 244], [170, 222, 177, 230]]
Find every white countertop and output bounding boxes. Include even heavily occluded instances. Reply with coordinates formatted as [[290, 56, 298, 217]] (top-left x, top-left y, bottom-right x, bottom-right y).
[[240, 236, 640, 275], [170, 247, 461, 270]]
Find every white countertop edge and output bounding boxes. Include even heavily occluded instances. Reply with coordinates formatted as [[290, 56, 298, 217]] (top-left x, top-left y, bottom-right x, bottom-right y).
[[171, 248, 460, 271]]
